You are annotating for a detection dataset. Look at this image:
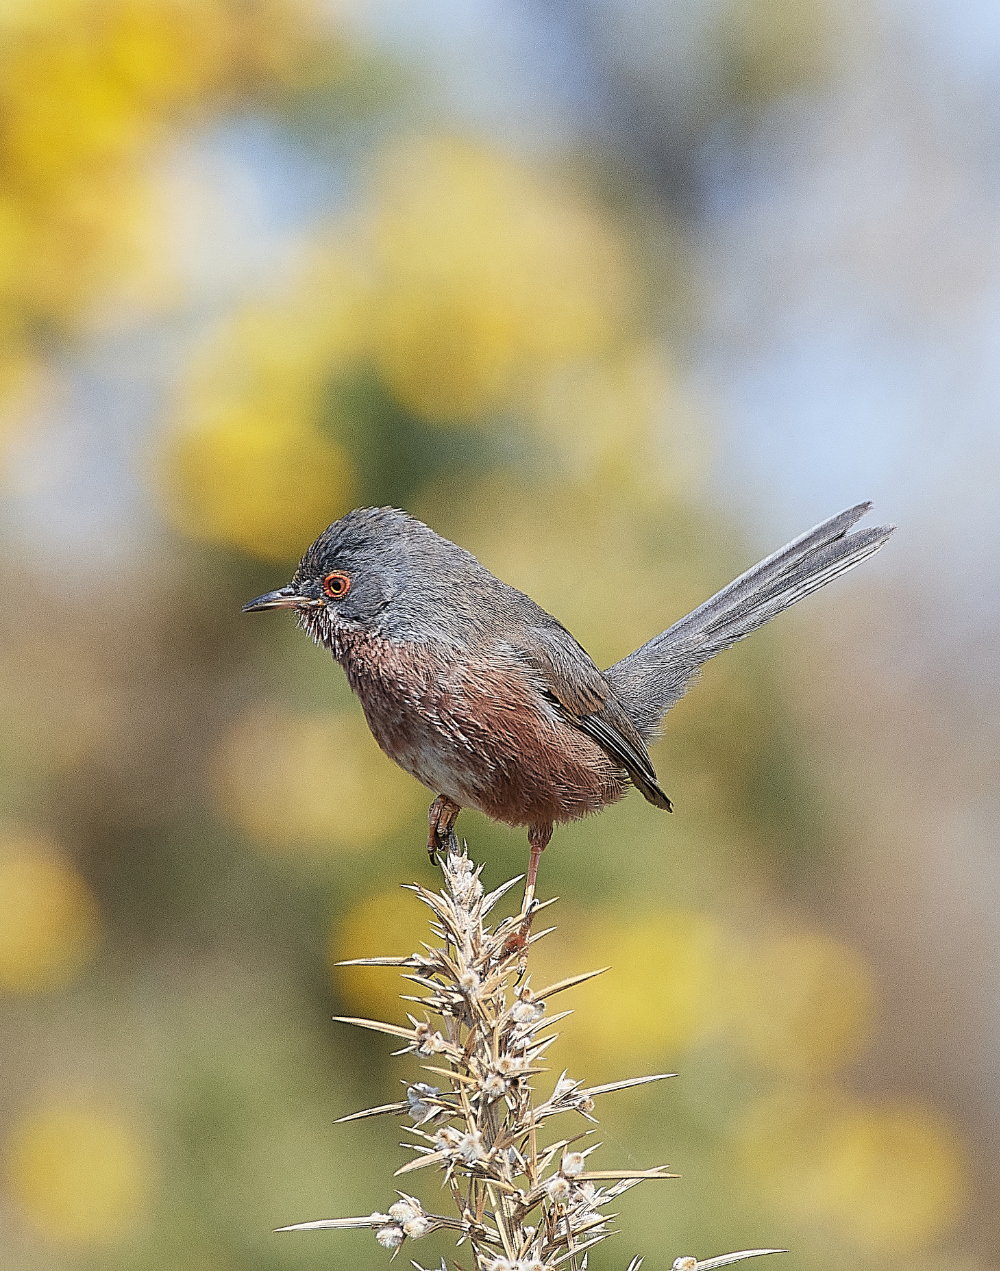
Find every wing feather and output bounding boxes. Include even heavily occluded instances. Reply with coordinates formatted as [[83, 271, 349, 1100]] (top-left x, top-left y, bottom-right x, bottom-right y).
[[521, 624, 673, 812]]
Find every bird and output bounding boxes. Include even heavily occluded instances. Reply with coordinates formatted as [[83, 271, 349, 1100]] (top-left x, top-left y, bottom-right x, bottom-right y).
[[243, 502, 893, 905]]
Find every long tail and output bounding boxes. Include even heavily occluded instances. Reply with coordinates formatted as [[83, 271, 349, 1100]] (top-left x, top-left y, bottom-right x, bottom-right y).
[[605, 502, 895, 740]]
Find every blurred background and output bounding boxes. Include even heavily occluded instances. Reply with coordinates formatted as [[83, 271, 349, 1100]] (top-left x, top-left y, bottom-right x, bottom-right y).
[[0, 1, 997, 1268]]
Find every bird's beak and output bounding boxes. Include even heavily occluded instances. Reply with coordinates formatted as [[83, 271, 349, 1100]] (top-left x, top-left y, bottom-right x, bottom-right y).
[[242, 586, 306, 613]]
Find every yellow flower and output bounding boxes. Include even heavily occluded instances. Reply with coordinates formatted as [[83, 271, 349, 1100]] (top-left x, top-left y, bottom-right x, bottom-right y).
[[3, 1099, 152, 1245], [737, 1088, 968, 1253], [529, 907, 727, 1071], [0, 0, 323, 404], [330, 887, 437, 1019], [159, 409, 352, 561], [370, 136, 634, 421], [0, 833, 101, 993], [158, 237, 368, 559]]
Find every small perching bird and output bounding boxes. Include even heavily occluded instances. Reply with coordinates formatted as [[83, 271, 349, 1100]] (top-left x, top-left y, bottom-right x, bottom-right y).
[[244, 502, 894, 905]]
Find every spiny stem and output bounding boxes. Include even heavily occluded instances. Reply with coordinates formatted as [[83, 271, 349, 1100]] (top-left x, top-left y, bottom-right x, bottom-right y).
[[281, 839, 786, 1271]]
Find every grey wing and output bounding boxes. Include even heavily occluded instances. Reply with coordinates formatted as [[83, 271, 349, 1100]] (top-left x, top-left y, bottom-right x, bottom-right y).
[[524, 622, 673, 811], [570, 709, 672, 811], [606, 503, 895, 740]]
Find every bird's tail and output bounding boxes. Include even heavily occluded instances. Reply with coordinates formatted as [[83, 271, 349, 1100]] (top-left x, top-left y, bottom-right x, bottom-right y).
[[605, 502, 895, 740]]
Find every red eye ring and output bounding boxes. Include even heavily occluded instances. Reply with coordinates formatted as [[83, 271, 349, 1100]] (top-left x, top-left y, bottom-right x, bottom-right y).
[[322, 570, 351, 599]]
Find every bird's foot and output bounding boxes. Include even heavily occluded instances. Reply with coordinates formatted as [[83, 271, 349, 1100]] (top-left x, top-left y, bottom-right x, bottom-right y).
[[427, 795, 461, 866], [500, 901, 538, 971]]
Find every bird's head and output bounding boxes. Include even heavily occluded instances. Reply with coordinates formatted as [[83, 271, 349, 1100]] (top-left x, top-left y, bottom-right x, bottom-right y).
[[242, 506, 489, 652]]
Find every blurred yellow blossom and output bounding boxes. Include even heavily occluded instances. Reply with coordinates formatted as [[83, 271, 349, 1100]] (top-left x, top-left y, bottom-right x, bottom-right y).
[[2, 1099, 152, 1245], [156, 137, 651, 558], [0, 831, 101, 993], [736, 1088, 967, 1252], [158, 237, 369, 558], [528, 902, 880, 1083], [330, 886, 436, 1019], [726, 930, 875, 1074], [814, 1101, 968, 1251], [529, 907, 727, 1070], [370, 136, 635, 421], [159, 409, 352, 560], [212, 707, 426, 850], [0, 0, 323, 412]]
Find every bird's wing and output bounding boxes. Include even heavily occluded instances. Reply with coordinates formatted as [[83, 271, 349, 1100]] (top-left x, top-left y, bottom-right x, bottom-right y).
[[570, 711, 673, 812], [523, 624, 673, 812]]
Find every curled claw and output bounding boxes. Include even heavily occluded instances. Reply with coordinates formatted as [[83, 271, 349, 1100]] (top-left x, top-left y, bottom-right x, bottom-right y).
[[427, 795, 461, 866]]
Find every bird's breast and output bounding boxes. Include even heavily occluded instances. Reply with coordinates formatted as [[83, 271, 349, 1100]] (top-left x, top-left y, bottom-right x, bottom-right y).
[[333, 629, 628, 826]]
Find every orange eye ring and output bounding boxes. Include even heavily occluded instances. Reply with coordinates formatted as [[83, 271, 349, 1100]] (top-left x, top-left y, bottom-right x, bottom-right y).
[[322, 570, 351, 599]]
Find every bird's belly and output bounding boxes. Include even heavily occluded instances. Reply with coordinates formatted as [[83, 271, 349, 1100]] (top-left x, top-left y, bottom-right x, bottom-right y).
[[387, 729, 479, 808], [341, 634, 628, 827]]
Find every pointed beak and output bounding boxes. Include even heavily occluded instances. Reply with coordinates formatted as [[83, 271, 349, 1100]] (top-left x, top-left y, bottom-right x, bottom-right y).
[[242, 586, 305, 613]]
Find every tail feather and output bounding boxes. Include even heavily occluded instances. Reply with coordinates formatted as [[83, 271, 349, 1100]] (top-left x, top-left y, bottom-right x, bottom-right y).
[[606, 503, 895, 740]]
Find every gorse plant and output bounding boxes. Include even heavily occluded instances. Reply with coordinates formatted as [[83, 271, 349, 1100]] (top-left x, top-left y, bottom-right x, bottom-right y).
[[280, 840, 783, 1271]]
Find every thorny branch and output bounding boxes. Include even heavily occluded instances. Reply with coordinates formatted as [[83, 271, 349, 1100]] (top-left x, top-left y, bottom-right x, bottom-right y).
[[278, 840, 785, 1271]]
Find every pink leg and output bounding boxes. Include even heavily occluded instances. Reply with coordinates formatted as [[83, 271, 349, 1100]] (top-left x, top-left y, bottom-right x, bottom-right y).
[[522, 822, 553, 917], [501, 823, 555, 964]]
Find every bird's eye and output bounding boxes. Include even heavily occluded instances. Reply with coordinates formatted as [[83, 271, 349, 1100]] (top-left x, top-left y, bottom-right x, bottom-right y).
[[322, 570, 351, 599]]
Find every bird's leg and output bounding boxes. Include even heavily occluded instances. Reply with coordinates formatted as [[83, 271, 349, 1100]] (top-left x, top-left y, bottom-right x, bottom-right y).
[[502, 822, 554, 970], [427, 795, 461, 864], [520, 822, 553, 919]]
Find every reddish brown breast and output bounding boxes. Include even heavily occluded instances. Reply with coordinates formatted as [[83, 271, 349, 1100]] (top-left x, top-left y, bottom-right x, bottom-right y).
[[334, 628, 629, 828]]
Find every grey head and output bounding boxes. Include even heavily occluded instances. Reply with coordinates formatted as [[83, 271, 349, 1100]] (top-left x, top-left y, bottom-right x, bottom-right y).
[[242, 506, 521, 651]]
